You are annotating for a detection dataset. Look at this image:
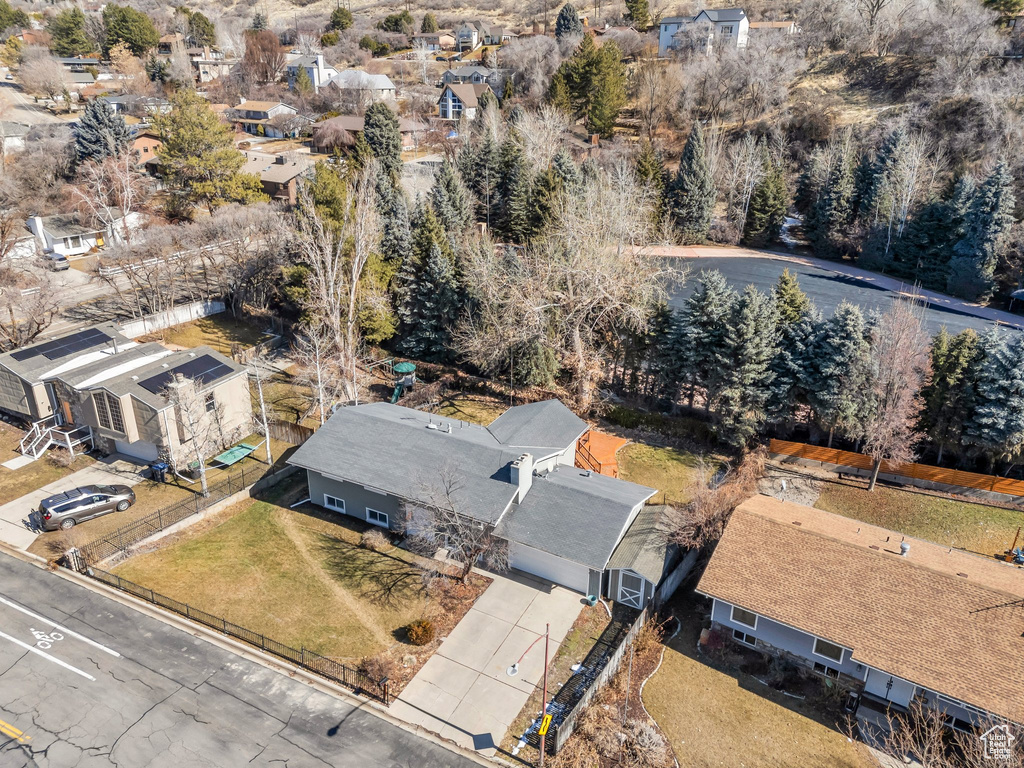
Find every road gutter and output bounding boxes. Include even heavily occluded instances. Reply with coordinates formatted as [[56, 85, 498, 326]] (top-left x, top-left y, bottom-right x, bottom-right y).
[[0, 541, 512, 768]]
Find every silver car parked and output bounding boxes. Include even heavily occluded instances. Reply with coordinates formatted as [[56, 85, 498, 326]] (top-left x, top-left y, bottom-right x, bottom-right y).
[[37, 484, 136, 531]]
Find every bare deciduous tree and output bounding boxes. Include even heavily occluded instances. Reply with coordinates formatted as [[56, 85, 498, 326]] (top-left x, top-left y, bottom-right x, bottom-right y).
[[68, 154, 147, 246], [0, 263, 62, 351], [291, 320, 343, 425], [863, 297, 931, 491], [19, 51, 66, 103], [400, 467, 509, 583], [513, 104, 570, 170], [633, 49, 680, 139], [163, 374, 239, 497]]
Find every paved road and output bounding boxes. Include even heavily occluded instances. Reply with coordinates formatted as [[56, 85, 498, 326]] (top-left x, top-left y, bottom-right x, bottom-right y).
[[0, 553, 480, 768], [0, 75, 62, 127], [658, 246, 1023, 336]]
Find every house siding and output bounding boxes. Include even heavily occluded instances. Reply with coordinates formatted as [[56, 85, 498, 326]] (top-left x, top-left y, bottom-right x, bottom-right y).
[[0, 366, 34, 418], [711, 599, 864, 679], [306, 471, 402, 529]]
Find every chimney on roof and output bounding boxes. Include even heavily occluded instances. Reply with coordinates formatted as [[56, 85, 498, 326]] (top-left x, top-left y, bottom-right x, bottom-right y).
[[511, 453, 534, 502]]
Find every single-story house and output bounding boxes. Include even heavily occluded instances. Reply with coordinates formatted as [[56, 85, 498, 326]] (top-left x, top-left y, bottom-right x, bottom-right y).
[[441, 65, 499, 85], [325, 70, 397, 106], [288, 400, 672, 602], [229, 101, 309, 139], [480, 26, 517, 45], [286, 53, 339, 93], [310, 114, 427, 153], [438, 83, 492, 120], [698, 495, 1024, 731], [26, 210, 142, 257], [0, 121, 30, 155], [0, 323, 252, 462], [239, 150, 315, 206], [413, 31, 456, 50], [2, 215, 37, 260], [98, 95, 172, 116], [658, 7, 749, 56]]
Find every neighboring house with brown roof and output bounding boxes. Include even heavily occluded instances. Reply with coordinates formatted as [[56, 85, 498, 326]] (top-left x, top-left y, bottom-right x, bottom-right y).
[[438, 83, 491, 120], [698, 495, 1024, 730], [310, 115, 426, 153], [239, 150, 315, 206], [413, 31, 456, 50]]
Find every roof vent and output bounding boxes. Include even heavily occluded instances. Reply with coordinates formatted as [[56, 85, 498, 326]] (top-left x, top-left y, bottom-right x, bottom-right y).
[[426, 423, 439, 430], [869, 545, 880, 550], [792, 521, 802, 526], [583, 469, 592, 477], [957, 572, 968, 578], [900, 541, 910, 557]]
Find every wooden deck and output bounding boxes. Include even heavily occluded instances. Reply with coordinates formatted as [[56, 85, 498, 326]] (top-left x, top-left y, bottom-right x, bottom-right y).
[[576, 429, 630, 478]]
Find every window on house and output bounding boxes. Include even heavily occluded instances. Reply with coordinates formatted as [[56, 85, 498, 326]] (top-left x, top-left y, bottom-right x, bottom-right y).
[[731, 605, 757, 629], [813, 661, 839, 679], [324, 494, 345, 512], [366, 508, 389, 527], [813, 638, 844, 663], [732, 629, 756, 646], [204, 393, 216, 413], [94, 392, 124, 432], [721, 25, 733, 34]]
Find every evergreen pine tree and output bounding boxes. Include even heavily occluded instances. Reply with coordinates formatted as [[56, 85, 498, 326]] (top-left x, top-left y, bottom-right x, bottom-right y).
[[294, 66, 314, 95], [806, 302, 873, 446], [552, 148, 581, 192], [251, 12, 268, 30], [767, 310, 819, 429], [362, 102, 402, 180], [962, 329, 1024, 471], [495, 132, 531, 243], [856, 125, 907, 225], [430, 158, 471, 243], [74, 99, 131, 164], [666, 122, 716, 243], [555, 2, 584, 38], [624, 0, 650, 28], [808, 142, 855, 259], [527, 166, 563, 240], [794, 147, 826, 221], [376, 171, 412, 266], [919, 328, 978, 464], [742, 152, 787, 247], [48, 8, 93, 57], [715, 286, 779, 447], [397, 242, 462, 361], [946, 161, 1016, 303], [678, 269, 736, 411], [772, 269, 810, 325], [463, 133, 500, 227], [421, 12, 439, 32], [643, 303, 679, 402], [587, 41, 626, 139]]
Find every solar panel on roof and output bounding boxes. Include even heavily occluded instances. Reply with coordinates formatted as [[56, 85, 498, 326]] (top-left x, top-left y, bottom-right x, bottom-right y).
[[8, 328, 110, 363], [137, 354, 234, 395]]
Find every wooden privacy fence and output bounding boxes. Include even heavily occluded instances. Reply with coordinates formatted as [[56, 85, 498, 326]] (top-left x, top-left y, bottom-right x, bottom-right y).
[[769, 439, 1024, 498], [268, 419, 315, 446]]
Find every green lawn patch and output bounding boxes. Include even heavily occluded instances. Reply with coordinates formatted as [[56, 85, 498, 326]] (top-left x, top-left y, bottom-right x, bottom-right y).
[[644, 596, 875, 768], [814, 482, 1024, 557], [617, 443, 705, 502], [113, 494, 431, 661], [0, 422, 94, 506]]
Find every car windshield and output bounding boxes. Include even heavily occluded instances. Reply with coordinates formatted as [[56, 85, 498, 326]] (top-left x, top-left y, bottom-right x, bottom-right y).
[[94, 485, 116, 494]]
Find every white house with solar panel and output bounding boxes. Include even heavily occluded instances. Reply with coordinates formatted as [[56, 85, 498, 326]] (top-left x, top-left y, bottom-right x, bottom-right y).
[[0, 323, 252, 463]]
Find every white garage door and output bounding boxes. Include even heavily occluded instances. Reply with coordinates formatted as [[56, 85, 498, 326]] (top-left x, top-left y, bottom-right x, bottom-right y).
[[509, 543, 590, 593], [114, 439, 159, 462]]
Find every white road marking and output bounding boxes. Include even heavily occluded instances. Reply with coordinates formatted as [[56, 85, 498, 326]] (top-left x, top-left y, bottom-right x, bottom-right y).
[[0, 594, 120, 657], [0, 629, 95, 681]]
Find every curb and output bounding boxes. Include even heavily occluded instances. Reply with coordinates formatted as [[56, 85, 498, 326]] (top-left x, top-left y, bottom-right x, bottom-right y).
[[0, 541, 504, 768]]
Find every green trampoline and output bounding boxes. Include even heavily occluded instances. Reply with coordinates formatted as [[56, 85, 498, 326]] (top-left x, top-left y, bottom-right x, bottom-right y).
[[210, 442, 258, 468]]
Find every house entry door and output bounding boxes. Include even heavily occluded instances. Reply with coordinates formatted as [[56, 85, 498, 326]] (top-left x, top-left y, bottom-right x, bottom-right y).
[[619, 572, 644, 609]]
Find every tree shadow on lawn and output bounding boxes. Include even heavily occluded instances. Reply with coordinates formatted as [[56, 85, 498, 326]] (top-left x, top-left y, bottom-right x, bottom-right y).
[[314, 531, 426, 608]]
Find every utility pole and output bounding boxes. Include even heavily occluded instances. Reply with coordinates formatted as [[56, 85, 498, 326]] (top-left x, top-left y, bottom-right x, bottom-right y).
[[539, 622, 550, 766]]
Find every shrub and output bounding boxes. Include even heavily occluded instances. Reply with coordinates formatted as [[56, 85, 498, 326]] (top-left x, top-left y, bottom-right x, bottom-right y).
[[359, 652, 397, 683], [46, 447, 75, 468], [405, 618, 435, 646], [361, 528, 391, 553]]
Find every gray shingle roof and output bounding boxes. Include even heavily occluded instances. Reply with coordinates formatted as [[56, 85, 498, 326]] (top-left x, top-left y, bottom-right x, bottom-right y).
[[0, 322, 129, 383], [695, 8, 746, 21], [606, 505, 676, 584], [99, 346, 245, 410], [486, 400, 588, 456], [288, 402, 520, 524], [497, 466, 656, 569]]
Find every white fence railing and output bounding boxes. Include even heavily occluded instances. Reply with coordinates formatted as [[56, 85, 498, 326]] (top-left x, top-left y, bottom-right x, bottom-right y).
[[120, 300, 226, 338]]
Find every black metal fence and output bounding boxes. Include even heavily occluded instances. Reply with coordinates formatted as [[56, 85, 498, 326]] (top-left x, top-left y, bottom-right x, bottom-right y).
[[78, 566, 389, 704], [77, 465, 260, 565]]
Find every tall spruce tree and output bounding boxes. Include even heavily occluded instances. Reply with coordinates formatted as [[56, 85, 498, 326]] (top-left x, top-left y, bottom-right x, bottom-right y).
[[397, 242, 462, 361], [552, 147, 581, 192], [527, 166, 563, 240], [48, 8, 92, 56], [856, 125, 907, 226], [743, 153, 787, 248], [363, 102, 403, 180], [716, 286, 779, 447], [376, 171, 412, 266], [946, 161, 1016, 303], [919, 328, 978, 464], [495, 132, 532, 243], [766, 270, 814, 427], [666, 122, 715, 243], [555, 2, 584, 38], [102, 4, 160, 57], [962, 330, 1024, 471], [430, 158, 471, 244], [624, 0, 650, 28], [74, 99, 131, 164], [773, 269, 811, 325], [806, 302, 873, 446], [678, 269, 736, 411], [462, 133, 500, 227], [587, 41, 626, 139], [808, 143, 856, 259], [635, 140, 667, 221]]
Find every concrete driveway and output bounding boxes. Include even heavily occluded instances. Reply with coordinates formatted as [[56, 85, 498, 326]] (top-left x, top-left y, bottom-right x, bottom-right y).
[[391, 570, 584, 756], [0, 456, 146, 550]]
